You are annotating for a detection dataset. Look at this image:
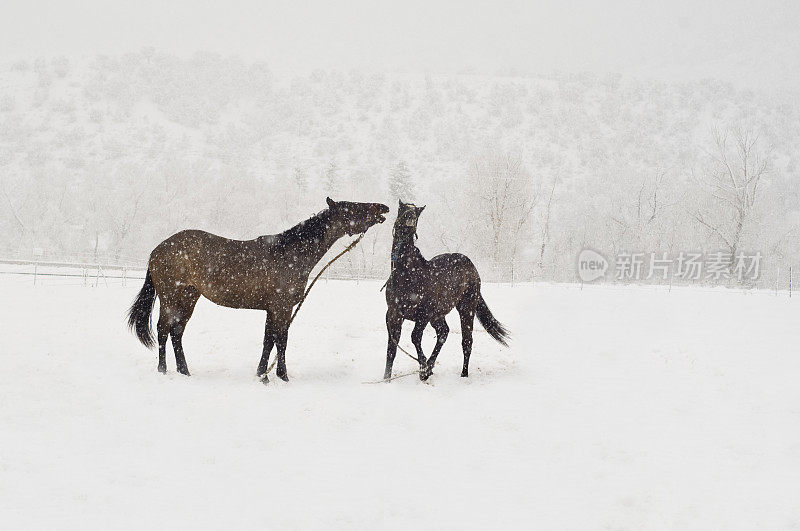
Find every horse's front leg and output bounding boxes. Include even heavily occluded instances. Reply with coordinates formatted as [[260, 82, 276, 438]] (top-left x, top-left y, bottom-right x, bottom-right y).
[[257, 310, 275, 380], [273, 307, 292, 382], [411, 320, 429, 379], [384, 309, 403, 380], [275, 328, 289, 381], [423, 317, 449, 380]]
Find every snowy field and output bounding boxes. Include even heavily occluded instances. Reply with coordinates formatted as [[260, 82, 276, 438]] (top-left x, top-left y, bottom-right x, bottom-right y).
[[1, 277, 799, 529]]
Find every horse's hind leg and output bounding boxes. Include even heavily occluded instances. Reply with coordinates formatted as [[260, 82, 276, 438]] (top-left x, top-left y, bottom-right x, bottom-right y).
[[422, 318, 449, 380], [170, 322, 190, 376], [156, 310, 170, 373], [456, 298, 476, 378], [169, 287, 200, 376]]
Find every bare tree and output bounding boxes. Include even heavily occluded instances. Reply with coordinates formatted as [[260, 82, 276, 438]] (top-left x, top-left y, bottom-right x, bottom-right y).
[[537, 175, 558, 274], [610, 170, 677, 251], [466, 151, 539, 264], [693, 127, 770, 266], [0, 175, 27, 235]]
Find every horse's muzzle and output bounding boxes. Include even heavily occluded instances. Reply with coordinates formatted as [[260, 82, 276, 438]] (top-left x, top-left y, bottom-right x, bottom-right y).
[[374, 204, 390, 223]]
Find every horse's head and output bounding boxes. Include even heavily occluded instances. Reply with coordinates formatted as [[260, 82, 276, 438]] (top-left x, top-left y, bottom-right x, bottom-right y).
[[394, 200, 425, 235], [327, 197, 390, 236]]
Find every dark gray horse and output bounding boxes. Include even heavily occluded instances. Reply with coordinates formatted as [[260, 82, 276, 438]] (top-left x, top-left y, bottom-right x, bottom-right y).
[[128, 197, 389, 382], [384, 201, 509, 381]]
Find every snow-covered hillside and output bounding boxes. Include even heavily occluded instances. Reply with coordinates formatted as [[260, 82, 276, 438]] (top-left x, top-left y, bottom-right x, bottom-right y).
[[1, 53, 799, 284], [1, 278, 798, 528]]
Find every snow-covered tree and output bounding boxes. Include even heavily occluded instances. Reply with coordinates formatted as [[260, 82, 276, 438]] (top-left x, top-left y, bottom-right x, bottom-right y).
[[293, 167, 308, 193], [388, 160, 414, 202], [323, 161, 340, 196]]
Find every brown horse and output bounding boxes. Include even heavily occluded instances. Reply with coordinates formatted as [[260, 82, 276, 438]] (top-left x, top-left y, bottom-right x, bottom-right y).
[[128, 197, 389, 382], [384, 201, 509, 381]]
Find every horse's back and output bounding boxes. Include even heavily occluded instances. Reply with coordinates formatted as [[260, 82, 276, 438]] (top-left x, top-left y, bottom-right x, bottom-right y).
[[152, 229, 250, 252], [151, 230, 263, 261], [429, 252, 479, 277], [148, 230, 265, 299]]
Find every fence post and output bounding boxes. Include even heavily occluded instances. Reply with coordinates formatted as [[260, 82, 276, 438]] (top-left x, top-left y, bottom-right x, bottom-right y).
[[33, 262, 37, 286], [122, 267, 127, 288], [790, 267, 793, 298], [776, 267, 780, 296]]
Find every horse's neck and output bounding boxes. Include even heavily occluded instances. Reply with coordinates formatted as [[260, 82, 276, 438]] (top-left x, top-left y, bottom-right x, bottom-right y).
[[308, 224, 346, 269], [279, 211, 347, 275], [391, 232, 424, 271]]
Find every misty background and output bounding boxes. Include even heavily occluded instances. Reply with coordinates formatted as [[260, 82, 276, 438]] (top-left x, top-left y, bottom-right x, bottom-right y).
[[1, 0, 798, 283]]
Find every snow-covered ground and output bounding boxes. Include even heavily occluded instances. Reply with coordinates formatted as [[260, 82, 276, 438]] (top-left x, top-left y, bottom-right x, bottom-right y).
[[1, 277, 798, 529]]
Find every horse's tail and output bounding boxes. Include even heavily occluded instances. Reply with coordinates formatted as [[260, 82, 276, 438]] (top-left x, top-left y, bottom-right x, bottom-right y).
[[476, 292, 509, 347], [127, 269, 157, 349]]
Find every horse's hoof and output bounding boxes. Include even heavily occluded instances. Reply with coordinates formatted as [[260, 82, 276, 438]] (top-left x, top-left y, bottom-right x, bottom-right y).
[[260, 375, 270, 385], [461, 372, 468, 378], [419, 365, 434, 381], [277, 372, 289, 382], [177, 367, 191, 376], [158, 365, 167, 374]]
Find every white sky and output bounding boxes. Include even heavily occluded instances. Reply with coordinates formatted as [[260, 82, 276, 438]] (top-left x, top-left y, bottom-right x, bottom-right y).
[[1, 0, 798, 78]]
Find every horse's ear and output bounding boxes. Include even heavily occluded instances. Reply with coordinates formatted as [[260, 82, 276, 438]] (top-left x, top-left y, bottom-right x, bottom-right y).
[[326, 197, 337, 208], [398, 199, 405, 208], [419, 205, 426, 213]]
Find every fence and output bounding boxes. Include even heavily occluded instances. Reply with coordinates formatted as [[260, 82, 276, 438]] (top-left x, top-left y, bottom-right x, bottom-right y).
[[0, 257, 796, 297], [0, 257, 388, 287], [0, 259, 146, 287]]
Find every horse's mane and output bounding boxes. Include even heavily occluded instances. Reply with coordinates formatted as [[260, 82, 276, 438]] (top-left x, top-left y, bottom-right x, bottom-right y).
[[269, 208, 333, 250]]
